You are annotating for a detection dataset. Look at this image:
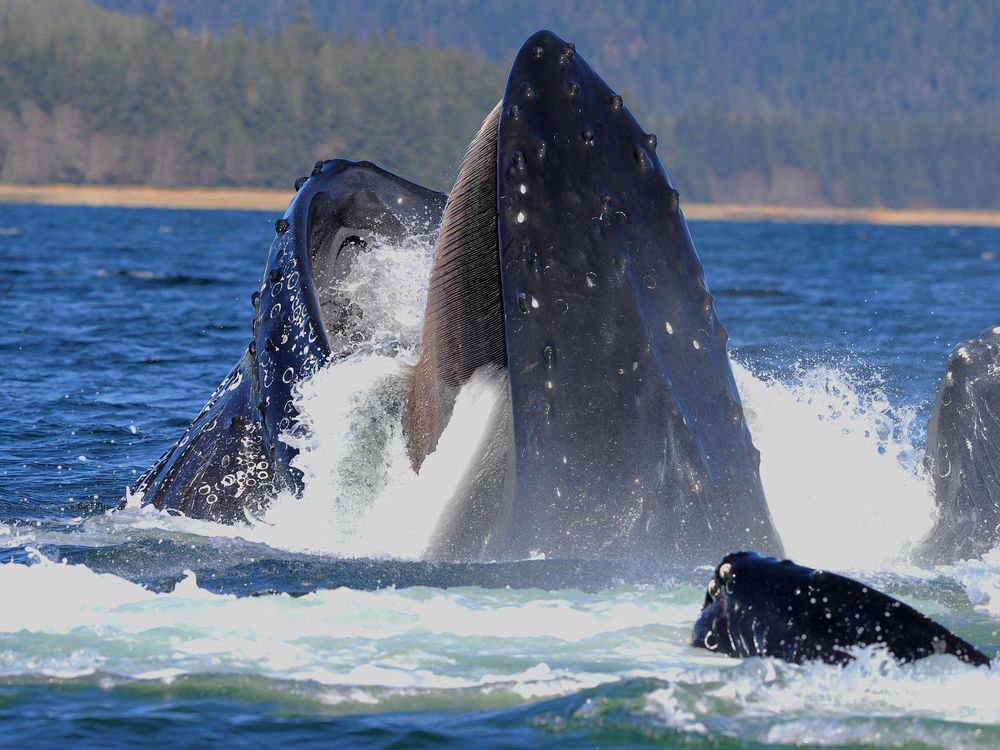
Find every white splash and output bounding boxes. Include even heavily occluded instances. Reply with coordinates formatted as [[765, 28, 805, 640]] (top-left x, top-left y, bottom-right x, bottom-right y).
[[734, 361, 936, 570], [334, 230, 437, 350], [259, 357, 509, 559]]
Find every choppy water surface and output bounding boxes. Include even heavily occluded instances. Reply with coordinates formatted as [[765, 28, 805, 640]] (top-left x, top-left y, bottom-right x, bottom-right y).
[[3, 203, 1000, 748]]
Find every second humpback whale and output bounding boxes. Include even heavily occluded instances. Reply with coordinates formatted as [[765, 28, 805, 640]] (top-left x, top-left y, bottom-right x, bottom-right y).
[[915, 326, 1000, 564], [127, 30, 782, 564]]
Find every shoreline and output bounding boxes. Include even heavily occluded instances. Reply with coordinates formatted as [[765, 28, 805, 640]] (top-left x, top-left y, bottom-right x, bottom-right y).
[[2, 182, 1000, 228]]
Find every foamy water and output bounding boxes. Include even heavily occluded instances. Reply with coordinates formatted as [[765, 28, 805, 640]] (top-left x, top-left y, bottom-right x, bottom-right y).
[[7, 211, 1000, 747]]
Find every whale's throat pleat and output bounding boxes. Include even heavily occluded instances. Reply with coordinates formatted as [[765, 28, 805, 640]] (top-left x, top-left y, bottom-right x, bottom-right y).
[[406, 102, 505, 471]]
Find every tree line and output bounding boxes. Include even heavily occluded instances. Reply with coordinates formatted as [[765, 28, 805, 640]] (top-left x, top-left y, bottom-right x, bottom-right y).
[[0, 0, 996, 208]]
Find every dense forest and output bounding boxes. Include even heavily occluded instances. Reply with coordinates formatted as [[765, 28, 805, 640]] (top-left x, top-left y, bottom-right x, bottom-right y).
[[1, 0, 997, 207], [95, 0, 1000, 121], [0, 0, 501, 190]]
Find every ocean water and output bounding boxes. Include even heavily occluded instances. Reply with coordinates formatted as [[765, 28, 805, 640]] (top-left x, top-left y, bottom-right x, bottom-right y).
[[3, 203, 1000, 748]]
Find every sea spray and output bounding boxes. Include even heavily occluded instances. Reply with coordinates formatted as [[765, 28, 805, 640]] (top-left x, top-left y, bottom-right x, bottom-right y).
[[332, 229, 438, 351], [733, 361, 936, 569], [262, 357, 509, 558]]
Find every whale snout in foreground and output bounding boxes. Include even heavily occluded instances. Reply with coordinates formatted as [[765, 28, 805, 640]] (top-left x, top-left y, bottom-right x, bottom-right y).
[[693, 552, 990, 667], [128, 30, 782, 564]]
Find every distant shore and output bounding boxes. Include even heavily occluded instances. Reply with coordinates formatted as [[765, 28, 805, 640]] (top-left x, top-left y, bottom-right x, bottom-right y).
[[2, 182, 1000, 228]]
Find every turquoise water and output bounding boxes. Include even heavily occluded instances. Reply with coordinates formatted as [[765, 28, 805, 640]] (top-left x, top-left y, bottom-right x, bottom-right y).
[[3, 204, 1000, 748]]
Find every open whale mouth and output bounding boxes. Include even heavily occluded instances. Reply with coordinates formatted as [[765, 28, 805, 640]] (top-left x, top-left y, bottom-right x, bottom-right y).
[[288, 162, 448, 357], [130, 30, 782, 565]]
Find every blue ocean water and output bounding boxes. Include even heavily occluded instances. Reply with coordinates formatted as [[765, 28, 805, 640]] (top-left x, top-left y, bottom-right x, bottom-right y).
[[2, 203, 1000, 748]]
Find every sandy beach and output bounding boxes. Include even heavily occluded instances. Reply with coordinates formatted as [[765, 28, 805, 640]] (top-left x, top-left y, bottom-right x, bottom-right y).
[[2, 182, 999, 228]]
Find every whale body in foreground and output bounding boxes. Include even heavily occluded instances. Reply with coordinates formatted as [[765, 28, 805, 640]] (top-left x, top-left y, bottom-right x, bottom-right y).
[[693, 552, 990, 667], [128, 30, 782, 564]]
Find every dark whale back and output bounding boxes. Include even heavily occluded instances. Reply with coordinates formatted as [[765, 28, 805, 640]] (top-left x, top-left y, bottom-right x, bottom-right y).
[[915, 326, 1000, 564], [130, 161, 446, 521], [693, 552, 990, 666], [489, 31, 781, 561]]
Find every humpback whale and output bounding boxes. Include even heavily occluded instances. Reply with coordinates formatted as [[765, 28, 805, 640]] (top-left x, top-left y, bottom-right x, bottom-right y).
[[128, 30, 782, 563], [407, 31, 780, 561], [693, 552, 990, 666], [914, 326, 1000, 564], [128, 162, 446, 521]]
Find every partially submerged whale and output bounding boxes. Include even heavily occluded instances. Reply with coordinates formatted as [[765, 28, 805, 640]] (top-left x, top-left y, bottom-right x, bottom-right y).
[[128, 30, 782, 563], [693, 552, 990, 666], [914, 326, 1000, 564], [128, 162, 446, 521]]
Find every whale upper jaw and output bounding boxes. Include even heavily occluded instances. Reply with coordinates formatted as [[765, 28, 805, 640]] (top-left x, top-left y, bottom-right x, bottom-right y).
[[408, 30, 782, 563]]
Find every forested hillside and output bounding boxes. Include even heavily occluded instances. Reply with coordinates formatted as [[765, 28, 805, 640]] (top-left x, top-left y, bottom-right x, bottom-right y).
[[1, 0, 997, 207], [0, 0, 501, 190], [95, 0, 1000, 121]]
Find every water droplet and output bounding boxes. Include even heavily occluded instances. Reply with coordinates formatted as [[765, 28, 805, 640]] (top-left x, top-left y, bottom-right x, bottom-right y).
[[610, 94, 623, 112], [581, 128, 594, 145], [665, 321, 674, 334], [585, 271, 597, 288], [518, 293, 530, 313], [516, 211, 526, 224], [525, 245, 543, 276], [643, 273, 656, 289], [542, 343, 556, 368], [692, 339, 701, 350], [519, 183, 527, 194], [532, 46, 544, 59]]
